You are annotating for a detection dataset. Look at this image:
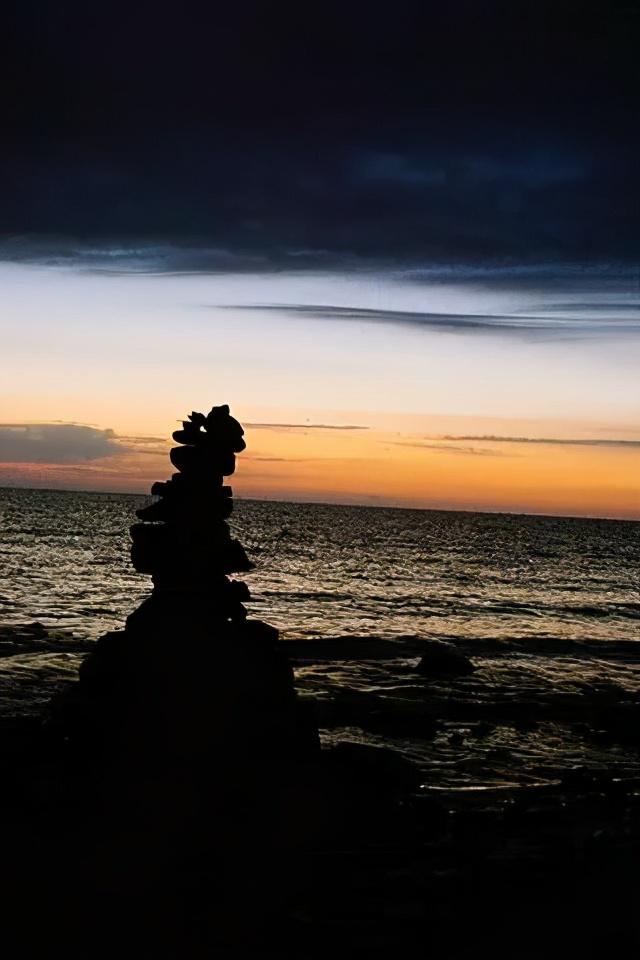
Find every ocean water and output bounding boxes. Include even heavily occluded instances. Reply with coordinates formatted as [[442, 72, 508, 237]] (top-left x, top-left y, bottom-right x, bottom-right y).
[[1, 486, 639, 789]]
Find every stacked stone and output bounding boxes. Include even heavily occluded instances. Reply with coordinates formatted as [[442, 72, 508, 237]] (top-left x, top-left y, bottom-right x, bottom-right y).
[[52, 403, 319, 779], [126, 405, 254, 629]]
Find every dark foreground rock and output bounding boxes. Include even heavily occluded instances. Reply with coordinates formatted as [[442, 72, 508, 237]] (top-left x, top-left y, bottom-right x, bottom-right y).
[[415, 638, 476, 677], [1, 617, 640, 957], [2, 718, 640, 959]]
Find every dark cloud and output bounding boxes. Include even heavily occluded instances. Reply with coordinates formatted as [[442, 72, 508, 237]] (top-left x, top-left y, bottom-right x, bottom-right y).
[[0, 138, 636, 265], [1, 2, 638, 266], [0, 424, 126, 463], [0, 423, 171, 463], [0, 237, 278, 274]]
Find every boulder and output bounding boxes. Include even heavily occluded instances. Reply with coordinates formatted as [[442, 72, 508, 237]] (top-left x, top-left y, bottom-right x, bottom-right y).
[[415, 639, 475, 677]]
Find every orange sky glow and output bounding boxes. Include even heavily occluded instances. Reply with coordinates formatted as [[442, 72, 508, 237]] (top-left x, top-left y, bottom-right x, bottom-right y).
[[1, 411, 638, 520]]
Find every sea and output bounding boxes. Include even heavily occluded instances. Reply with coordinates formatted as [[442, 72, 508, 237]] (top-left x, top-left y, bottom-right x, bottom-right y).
[[1, 486, 639, 792]]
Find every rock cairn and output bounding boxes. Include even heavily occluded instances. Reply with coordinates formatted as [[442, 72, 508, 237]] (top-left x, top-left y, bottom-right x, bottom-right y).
[[128, 406, 254, 629], [55, 405, 318, 782]]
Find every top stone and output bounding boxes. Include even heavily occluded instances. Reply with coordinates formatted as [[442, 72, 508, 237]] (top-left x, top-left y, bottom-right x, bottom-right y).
[[171, 406, 246, 453]]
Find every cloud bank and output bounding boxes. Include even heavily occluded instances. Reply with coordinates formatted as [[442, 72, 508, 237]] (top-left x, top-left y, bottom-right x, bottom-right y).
[[2, 5, 638, 267], [0, 424, 126, 464]]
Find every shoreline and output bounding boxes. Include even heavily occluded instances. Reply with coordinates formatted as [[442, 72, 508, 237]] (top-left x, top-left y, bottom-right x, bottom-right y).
[[3, 621, 639, 780]]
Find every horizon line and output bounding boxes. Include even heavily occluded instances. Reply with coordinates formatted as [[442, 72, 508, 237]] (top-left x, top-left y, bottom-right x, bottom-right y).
[[0, 483, 637, 525]]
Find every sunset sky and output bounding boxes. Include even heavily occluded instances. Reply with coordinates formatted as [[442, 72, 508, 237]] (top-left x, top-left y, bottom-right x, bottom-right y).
[[1, 257, 638, 518], [1, 3, 638, 518]]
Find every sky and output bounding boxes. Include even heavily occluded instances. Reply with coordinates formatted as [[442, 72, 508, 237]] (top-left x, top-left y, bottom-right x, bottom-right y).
[[1, 2, 639, 518]]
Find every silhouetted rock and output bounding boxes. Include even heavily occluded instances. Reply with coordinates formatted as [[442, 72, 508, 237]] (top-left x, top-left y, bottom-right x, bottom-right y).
[[52, 404, 319, 787], [415, 639, 475, 677]]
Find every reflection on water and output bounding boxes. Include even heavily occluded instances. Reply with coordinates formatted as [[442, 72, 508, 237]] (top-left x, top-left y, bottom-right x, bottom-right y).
[[2, 488, 637, 641]]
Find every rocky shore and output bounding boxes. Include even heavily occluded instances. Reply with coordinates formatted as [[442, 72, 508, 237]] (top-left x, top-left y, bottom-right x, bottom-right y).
[[1, 621, 640, 956]]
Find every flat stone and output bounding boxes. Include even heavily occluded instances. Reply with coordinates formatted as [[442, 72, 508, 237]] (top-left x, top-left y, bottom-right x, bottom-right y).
[[170, 445, 236, 476]]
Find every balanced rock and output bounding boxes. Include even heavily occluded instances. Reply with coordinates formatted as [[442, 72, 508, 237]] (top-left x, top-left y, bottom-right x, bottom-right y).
[[53, 404, 319, 784]]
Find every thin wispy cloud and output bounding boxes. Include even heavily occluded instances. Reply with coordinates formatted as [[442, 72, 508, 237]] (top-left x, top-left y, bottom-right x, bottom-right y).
[[527, 301, 640, 314], [116, 434, 167, 445], [245, 422, 368, 431], [221, 302, 640, 338], [389, 434, 640, 456], [244, 455, 314, 463], [440, 435, 640, 448], [390, 440, 507, 457]]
